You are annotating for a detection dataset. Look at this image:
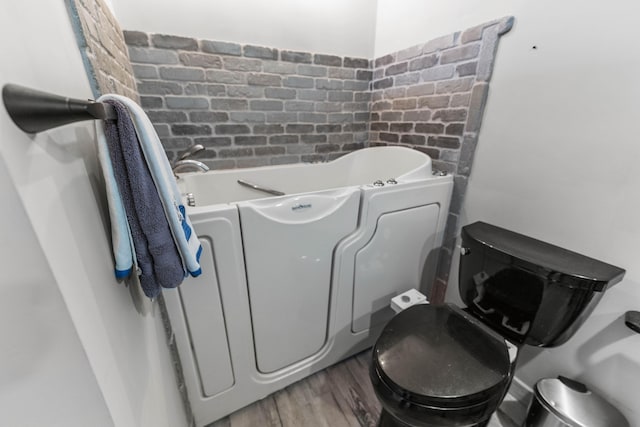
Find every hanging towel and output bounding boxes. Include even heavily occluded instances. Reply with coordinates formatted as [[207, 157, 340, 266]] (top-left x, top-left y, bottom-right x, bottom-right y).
[[101, 99, 185, 298], [99, 94, 203, 278]]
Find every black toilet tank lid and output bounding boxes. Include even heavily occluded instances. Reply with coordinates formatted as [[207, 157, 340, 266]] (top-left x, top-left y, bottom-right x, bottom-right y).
[[462, 222, 625, 291]]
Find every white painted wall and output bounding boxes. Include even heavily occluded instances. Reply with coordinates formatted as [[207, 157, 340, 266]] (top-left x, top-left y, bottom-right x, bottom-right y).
[[372, 0, 640, 423], [110, 0, 378, 57], [0, 2, 186, 427]]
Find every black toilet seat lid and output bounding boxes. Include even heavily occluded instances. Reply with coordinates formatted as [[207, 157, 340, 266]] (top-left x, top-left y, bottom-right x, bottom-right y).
[[373, 304, 512, 408]]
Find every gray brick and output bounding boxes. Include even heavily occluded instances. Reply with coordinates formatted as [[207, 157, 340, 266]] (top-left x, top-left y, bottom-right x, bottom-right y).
[[206, 70, 246, 84], [229, 112, 266, 123], [344, 57, 369, 68], [441, 44, 481, 64], [393, 98, 417, 110], [161, 137, 192, 149], [283, 76, 314, 88], [403, 110, 432, 121], [421, 65, 455, 81], [302, 154, 328, 162], [466, 83, 489, 132], [159, 67, 204, 81], [379, 133, 399, 143], [147, 110, 187, 123], [407, 83, 435, 97], [132, 64, 158, 79], [314, 54, 341, 66], [255, 146, 285, 155], [328, 68, 355, 79], [215, 124, 251, 134], [123, 30, 149, 47], [206, 159, 236, 169], [270, 135, 299, 144], [457, 134, 478, 176], [227, 85, 264, 98], [344, 80, 369, 91], [328, 91, 353, 102], [373, 78, 393, 90], [166, 96, 209, 109], [343, 142, 365, 151], [205, 84, 226, 96], [409, 54, 438, 71], [428, 136, 460, 149], [263, 61, 297, 74], [460, 23, 485, 44], [210, 98, 249, 110], [301, 134, 327, 144], [356, 70, 373, 81], [219, 148, 253, 158], [281, 50, 312, 63], [384, 87, 407, 99], [423, 33, 458, 54], [287, 144, 316, 154], [415, 123, 445, 134], [189, 111, 229, 122], [200, 40, 242, 56], [374, 69, 385, 79], [298, 112, 327, 123], [477, 24, 499, 81], [343, 122, 367, 132], [299, 89, 327, 101], [400, 134, 426, 145], [153, 124, 170, 137], [254, 124, 284, 134], [316, 79, 343, 90], [436, 77, 475, 94], [370, 122, 389, 131], [371, 100, 392, 111], [397, 44, 423, 61], [194, 136, 232, 147], [250, 100, 283, 111], [433, 108, 467, 122], [247, 73, 282, 86], [151, 34, 198, 50], [357, 112, 373, 121], [450, 93, 471, 107], [179, 52, 222, 68], [445, 123, 465, 136], [414, 146, 439, 159], [265, 87, 296, 99], [286, 124, 314, 134], [386, 62, 408, 76], [285, 101, 314, 112], [244, 45, 277, 59], [381, 111, 402, 121], [182, 83, 209, 95], [171, 124, 212, 135], [418, 95, 450, 109], [140, 96, 162, 108], [355, 92, 372, 102], [395, 72, 420, 86], [390, 123, 414, 133], [223, 57, 262, 72], [343, 102, 369, 112], [266, 112, 298, 122], [128, 47, 179, 64], [297, 65, 327, 77], [374, 54, 395, 68], [316, 143, 341, 153], [328, 113, 353, 123], [456, 61, 478, 77], [235, 136, 267, 145], [440, 149, 460, 163], [271, 155, 300, 165], [237, 157, 270, 168], [317, 124, 341, 133]]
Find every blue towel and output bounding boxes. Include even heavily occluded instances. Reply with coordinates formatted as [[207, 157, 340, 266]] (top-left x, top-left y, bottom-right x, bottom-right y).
[[101, 99, 185, 298], [99, 94, 203, 277]]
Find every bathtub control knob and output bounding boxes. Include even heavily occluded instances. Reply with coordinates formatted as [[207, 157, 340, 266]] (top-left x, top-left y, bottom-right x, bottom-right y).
[[373, 180, 385, 187], [386, 178, 398, 185], [460, 247, 471, 256]]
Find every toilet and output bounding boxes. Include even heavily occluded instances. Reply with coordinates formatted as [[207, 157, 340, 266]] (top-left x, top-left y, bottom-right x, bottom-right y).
[[370, 221, 625, 427]]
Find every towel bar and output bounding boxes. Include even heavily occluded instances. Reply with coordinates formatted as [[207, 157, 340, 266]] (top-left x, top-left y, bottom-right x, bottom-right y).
[[2, 83, 117, 134]]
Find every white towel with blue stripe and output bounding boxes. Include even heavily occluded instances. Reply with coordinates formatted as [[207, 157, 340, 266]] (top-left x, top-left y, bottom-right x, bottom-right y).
[[97, 94, 203, 278]]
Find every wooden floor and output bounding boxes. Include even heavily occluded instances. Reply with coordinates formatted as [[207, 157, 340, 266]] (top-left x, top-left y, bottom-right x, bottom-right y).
[[207, 350, 522, 427]]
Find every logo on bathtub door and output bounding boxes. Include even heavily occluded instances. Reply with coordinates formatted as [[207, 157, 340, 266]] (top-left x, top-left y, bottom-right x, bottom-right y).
[[291, 203, 312, 211]]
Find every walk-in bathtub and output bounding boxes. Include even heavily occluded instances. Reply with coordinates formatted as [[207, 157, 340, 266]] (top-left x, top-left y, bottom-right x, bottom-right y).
[[163, 146, 453, 426]]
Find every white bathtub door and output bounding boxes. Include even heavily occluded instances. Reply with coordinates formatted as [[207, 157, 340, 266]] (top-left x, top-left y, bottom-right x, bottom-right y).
[[239, 188, 359, 373]]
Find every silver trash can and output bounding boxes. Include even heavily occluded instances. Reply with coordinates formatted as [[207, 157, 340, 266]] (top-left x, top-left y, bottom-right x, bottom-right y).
[[524, 376, 629, 427]]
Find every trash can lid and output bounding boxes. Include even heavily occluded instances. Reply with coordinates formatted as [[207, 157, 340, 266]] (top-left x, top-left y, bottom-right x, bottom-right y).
[[535, 376, 629, 427]]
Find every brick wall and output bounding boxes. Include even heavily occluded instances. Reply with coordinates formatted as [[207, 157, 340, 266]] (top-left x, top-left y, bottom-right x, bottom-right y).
[[124, 31, 372, 168], [369, 17, 514, 301], [66, 0, 138, 101]]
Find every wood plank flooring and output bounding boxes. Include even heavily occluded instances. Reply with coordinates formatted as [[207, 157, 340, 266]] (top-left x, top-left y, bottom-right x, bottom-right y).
[[207, 350, 523, 427]]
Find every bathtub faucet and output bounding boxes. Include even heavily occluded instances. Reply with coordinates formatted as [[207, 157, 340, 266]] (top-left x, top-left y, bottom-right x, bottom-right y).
[[172, 144, 210, 176]]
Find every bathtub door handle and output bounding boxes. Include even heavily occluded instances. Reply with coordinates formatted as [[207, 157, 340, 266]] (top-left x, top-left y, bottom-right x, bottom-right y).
[[237, 179, 285, 196]]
